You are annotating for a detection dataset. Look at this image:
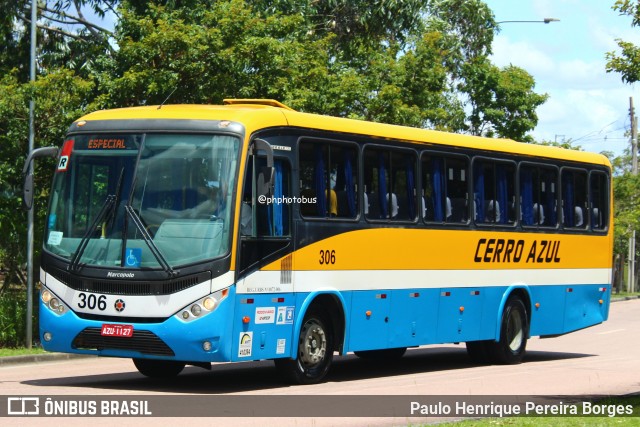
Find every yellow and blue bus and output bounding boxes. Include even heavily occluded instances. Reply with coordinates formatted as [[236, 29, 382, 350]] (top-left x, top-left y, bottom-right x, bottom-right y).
[[25, 99, 612, 384]]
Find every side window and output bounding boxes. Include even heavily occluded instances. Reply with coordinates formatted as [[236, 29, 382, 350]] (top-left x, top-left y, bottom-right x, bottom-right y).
[[242, 156, 291, 237], [74, 163, 109, 236], [562, 169, 588, 229], [590, 171, 609, 230], [473, 160, 516, 225], [299, 141, 358, 219], [364, 148, 417, 221], [519, 165, 558, 227], [422, 153, 469, 223]]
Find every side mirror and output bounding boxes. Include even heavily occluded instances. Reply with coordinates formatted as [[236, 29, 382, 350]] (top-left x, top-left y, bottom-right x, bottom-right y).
[[257, 166, 274, 198], [22, 146, 59, 211], [252, 139, 274, 197], [23, 173, 34, 210]]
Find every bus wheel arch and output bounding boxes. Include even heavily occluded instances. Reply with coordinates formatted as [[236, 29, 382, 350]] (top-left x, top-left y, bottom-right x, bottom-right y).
[[466, 287, 531, 365], [491, 288, 531, 364], [275, 292, 346, 384]]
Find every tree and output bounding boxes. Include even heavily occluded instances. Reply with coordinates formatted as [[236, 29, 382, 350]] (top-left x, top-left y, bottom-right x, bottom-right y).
[[605, 0, 640, 276], [1, 0, 116, 81], [0, 0, 551, 291], [460, 58, 548, 140], [0, 69, 98, 290], [0, 0, 110, 291], [606, 0, 640, 83]]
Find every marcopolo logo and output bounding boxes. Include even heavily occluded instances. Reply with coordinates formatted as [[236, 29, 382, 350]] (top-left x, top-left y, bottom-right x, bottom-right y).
[[106, 272, 135, 278]]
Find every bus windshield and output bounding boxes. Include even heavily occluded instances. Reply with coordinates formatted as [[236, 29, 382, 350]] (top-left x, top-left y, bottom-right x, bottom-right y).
[[45, 133, 240, 270]]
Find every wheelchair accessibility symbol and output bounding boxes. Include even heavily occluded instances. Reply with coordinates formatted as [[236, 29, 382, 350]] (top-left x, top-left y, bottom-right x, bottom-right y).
[[125, 248, 142, 267]]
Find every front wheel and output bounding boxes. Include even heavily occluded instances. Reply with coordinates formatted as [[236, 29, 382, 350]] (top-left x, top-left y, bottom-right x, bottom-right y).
[[133, 358, 185, 378], [275, 309, 334, 384]]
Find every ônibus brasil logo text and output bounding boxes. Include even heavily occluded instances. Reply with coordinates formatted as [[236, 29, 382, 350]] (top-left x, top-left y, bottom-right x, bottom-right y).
[[107, 272, 135, 278]]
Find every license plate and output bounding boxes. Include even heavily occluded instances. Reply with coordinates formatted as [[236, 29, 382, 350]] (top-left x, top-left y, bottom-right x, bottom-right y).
[[101, 324, 134, 338]]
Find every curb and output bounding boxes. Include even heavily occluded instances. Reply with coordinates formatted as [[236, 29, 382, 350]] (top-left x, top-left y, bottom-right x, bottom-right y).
[[0, 352, 94, 367], [2, 297, 638, 367], [610, 295, 640, 302]]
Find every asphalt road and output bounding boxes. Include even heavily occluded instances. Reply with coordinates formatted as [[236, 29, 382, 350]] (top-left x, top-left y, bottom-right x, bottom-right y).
[[1, 298, 639, 426]]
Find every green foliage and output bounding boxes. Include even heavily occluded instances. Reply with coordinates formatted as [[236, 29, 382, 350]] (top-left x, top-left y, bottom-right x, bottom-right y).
[[613, 172, 640, 255], [0, 291, 37, 347], [0, 0, 550, 299], [606, 0, 640, 83], [604, 0, 640, 259], [0, 69, 99, 288]]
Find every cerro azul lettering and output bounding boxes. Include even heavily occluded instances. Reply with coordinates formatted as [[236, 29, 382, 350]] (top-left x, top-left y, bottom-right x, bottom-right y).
[[474, 238, 561, 263]]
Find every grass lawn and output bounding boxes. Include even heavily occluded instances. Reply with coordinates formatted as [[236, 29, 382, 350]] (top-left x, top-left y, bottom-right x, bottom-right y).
[[611, 292, 640, 299], [0, 346, 47, 357], [427, 395, 640, 427]]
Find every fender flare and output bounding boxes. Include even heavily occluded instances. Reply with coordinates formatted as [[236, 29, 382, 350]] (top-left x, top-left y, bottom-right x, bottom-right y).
[[493, 284, 532, 342], [290, 289, 348, 359]]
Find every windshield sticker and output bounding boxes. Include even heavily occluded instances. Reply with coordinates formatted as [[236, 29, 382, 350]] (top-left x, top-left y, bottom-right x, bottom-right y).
[[88, 138, 126, 149], [48, 214, 56, 229], [238, 332, 253, 358], [56, 139, 74, 172], [47, 231, 63, 246], [124, 248, 142, 267]]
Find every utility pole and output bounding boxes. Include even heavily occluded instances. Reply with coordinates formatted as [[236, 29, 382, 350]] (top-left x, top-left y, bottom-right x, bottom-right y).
[[26, 0, 37, 348], [629, 97, 638, 293]]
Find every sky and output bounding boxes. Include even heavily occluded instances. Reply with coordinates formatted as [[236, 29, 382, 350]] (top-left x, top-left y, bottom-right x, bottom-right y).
[[484, 0, 640, 156]]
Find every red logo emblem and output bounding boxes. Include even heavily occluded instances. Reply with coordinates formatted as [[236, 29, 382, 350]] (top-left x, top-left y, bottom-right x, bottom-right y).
[[114, 299, 126, 312]]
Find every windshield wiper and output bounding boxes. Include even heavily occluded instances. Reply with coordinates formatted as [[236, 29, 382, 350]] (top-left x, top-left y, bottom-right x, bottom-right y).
[[69, 194, 116, 272], [124, 205, 178, 277]]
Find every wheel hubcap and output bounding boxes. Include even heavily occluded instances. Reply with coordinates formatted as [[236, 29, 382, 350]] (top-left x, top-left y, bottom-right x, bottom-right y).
[[507, 309, 523, 351], [299, 320, 326, 366]]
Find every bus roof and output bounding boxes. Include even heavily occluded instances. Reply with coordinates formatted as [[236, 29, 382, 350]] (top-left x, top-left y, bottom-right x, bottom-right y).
[[74, 100, 611, 167]]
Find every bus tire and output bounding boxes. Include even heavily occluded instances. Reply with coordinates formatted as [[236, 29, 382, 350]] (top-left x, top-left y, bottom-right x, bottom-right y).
[[487, 295, 528, 364], [354, 347, 407, 360], [133, 358, 185, 378], [274, 308, 333, 384]]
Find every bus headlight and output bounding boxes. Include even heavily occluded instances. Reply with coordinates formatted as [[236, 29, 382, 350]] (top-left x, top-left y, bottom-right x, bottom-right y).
[[41, 286, 67, 315], [176, 288, 229, 323], [191, 304, 202, 316], [41, 290, 53, 304], [203, 297, 217, 311]]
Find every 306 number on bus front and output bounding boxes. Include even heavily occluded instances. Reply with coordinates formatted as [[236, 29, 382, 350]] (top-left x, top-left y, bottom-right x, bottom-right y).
[[319, 249, 336, 265], [77, 293, 107, 311]]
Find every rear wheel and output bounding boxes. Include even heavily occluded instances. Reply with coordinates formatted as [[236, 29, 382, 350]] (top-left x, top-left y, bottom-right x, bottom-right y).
[[486, 296, 529, 364], [275, 309, 334, 384], [133, 358, 185, 378]]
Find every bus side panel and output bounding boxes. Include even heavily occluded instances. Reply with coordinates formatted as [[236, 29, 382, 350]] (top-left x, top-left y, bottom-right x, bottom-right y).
[[230, 292, 296, 362], [388, 288, 440, 348], [563, 284, 610, 334], [348, 290, 391, 351], [435, 287, 484, 343], [476, 286, 505, 340], [529, 285, 567, 336]]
